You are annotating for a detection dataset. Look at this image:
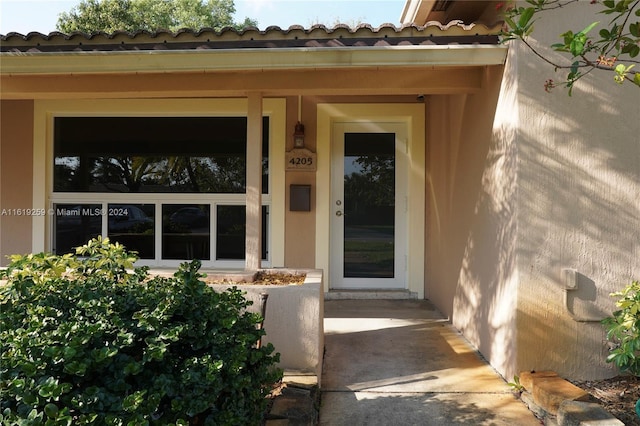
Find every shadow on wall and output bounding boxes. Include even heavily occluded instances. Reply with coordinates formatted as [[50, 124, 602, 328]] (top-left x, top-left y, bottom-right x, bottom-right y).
[[431, 61, 519, 382], [452, 89, 518, 380], [515, 23, 639, 379], [449, 8, 639, 381]]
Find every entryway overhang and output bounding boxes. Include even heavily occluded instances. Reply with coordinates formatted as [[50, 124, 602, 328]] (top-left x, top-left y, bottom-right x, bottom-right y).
[[1, 23, 507, 99], [0, 45, 506, 99]]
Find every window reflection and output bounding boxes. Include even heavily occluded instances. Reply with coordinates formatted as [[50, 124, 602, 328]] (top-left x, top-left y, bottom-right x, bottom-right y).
[[162, 205, 210, 260], [343, 133, 395, 278], [53, 204, 101, 254], [216, 206, 268, 260], [54, 117, 269, 194], [107, 204, 155, 259]]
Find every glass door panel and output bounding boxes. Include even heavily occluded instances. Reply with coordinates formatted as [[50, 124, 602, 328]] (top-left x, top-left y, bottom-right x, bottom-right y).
[[343, 133, 395, 278]]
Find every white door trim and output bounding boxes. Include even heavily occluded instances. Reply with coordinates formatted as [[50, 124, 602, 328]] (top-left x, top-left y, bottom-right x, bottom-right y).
[[316, 103, 425, 297], [330, 122, 408, 289]]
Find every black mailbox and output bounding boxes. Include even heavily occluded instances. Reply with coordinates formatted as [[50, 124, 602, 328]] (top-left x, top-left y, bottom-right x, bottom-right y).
[[290, 184, 311, 211]]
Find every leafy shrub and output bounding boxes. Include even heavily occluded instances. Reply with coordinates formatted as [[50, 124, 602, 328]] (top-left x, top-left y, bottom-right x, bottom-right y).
[[602, 280, 640, 376], [0, 237, 281, 425]]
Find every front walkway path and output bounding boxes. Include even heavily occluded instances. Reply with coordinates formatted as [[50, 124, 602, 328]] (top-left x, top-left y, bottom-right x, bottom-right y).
[[319, 299, 540, 425]]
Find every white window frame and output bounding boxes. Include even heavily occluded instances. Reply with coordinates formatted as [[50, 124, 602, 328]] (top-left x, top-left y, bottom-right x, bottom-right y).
[[33, 98, 286, 269]]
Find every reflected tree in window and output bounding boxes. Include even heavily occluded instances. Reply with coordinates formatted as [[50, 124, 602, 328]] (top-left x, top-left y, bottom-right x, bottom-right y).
[[54, 117, 268, 194], [343, 133, 395, 278]]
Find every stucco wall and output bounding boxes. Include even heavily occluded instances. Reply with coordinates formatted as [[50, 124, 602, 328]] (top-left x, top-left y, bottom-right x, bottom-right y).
[[426, 3, 639, 383], [511, 2, 640, 380], [285, 96, 317, 268], [0, 100, 34, 265], [424, 66, 514, 378]]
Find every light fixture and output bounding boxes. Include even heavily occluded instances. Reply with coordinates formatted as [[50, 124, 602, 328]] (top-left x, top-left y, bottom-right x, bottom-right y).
[[293, 121, 305, 148]]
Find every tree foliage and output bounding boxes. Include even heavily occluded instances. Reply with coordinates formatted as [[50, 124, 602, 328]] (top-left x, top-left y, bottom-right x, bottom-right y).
[[57, 0, 258, 33], [500, 0, 640, 94]]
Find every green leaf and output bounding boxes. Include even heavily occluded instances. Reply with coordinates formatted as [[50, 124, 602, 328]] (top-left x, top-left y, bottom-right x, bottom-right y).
[[570, 34, 587, 56], [22, 392, 39, 405], [123, 361, 142, 376], [44, 403, 58, 419], [504, 16, 519, 33], [63, 360, 87, 376], [551, 42, 568, 51], [518, 7, 536, 29], [599, 28, 612, 39], [22, 362, 37, 377], [561, 30, 575, 45], [579, 21, 599, 36], [122, 390, 146, 412], [27, 409, 43, 421]]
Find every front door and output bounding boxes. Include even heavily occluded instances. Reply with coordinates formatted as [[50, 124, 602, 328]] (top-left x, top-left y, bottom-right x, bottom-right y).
[[330, 122, 407, 289]]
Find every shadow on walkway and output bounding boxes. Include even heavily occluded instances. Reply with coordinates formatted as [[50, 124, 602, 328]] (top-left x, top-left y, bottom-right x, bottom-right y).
[[319, 299, 539, 426]]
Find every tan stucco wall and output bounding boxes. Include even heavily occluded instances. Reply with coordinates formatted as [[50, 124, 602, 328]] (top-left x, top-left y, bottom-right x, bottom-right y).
[[424, 66, 513, 376], [510, 2, 640, 381], [0, 100, 34, 265], [424, 3, 639, 383], [285, 96, 317, 268]]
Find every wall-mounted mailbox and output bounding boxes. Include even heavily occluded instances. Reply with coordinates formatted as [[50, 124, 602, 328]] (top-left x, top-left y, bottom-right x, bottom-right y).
[[290, 184, 311, 211]]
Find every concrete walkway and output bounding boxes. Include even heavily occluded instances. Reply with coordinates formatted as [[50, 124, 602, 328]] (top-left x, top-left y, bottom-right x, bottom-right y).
[[319, 300, 541, 426]]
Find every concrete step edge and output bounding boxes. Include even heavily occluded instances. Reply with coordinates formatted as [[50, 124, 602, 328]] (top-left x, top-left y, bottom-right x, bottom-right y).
[[518, 371, 625, 425]]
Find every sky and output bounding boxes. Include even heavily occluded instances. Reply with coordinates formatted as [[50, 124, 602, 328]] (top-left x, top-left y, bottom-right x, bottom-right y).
[[0, 0, 406, 35]]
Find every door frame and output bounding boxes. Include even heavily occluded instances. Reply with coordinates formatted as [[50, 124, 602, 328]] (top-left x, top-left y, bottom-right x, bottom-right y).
[[330, 122, 408, 289], [316, 104, 425, 297]]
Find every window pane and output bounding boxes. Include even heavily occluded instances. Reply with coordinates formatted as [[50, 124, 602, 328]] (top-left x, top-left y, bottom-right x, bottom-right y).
[[107, 204, 155, 259], [54, 117, 269, 194], [53, 204, 101, 254], [216, 206, 268, 260], [162, 204, 210, 260]]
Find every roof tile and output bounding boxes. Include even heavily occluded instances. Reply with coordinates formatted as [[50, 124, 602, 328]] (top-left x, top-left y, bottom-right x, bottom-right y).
[[1, 22, 502, 53]]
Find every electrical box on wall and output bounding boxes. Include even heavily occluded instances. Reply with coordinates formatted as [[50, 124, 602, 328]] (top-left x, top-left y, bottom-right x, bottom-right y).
[[290, 184, 311, 211]]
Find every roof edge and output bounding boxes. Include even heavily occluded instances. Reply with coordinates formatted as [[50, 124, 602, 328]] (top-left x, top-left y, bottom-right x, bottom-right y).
[[1, 44, 508, 76]]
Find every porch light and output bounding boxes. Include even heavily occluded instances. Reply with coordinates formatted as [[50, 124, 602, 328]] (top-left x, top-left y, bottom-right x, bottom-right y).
[[293, 121, 305, 148]]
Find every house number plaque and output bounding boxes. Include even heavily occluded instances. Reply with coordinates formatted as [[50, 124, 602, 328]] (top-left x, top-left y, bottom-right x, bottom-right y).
[[286, 148, 317, 172]]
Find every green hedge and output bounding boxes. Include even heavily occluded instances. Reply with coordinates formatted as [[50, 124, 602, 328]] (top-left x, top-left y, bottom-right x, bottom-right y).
[[0, 237, 281, 425]]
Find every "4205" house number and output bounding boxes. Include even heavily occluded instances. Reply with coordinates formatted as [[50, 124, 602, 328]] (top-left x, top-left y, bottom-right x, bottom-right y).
[[285, 149, 317, 171]]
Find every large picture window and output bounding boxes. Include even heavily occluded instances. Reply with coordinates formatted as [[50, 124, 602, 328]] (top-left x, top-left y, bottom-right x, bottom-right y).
[[51, 116, 270, 266], [54, 117, 269, 194]]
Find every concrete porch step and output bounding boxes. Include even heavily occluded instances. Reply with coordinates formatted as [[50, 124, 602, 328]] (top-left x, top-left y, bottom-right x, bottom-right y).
[[324, 290, 418, 300]]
